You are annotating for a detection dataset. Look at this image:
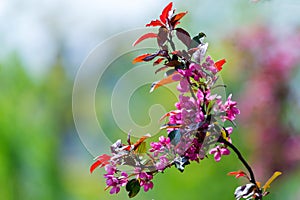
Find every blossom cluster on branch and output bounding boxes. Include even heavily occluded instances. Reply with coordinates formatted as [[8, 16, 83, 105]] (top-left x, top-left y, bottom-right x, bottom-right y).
[[90, 3, 281, 199]]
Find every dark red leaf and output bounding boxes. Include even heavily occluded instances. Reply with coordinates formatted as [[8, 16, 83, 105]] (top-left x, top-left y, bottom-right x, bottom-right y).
[[132, 53, 152, 64], [214, 59, 226, 71], [165, 60, 182, 67], [157, 50, 169, 57], [160, 2, 173, 24], [90, 154, 111, 173], [176, 28, 191, 48], [146, 19, 164, 27], [171, 50, 182, 56], [171, 12, 187, 26], [153, 58, 165, 66], [157, 27, 168, 47], [143, 53, 159, 62], [133, 33, 157, 46], [173, 21, 180, 27]]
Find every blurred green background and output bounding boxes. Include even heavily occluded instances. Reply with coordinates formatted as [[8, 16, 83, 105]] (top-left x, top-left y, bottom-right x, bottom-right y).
[[1, 0, 300, 199]]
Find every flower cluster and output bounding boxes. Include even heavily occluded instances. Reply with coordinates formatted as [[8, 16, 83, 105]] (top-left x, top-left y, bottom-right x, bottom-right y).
[[90, 3, 281, 199]]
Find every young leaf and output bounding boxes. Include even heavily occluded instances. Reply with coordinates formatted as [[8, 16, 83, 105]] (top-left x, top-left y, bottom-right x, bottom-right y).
[[133, 33, 157, 46], [206, 99, 216, 115], [160, 123, 182, 129], [160, 2, 173, 24], [171, 12, 188, 26], [165, 60, 182, 67], [144, 53, 161, 62], [262, 171, 282, 193], [146, 19, 164, 27], [126, 179, 141, 198], [90, 154, 111, 173], [176, 28, 191, 48], [134, 141, 147, 154], [214, 59, 226, 71], [157, 27, 168, 47], [90, 160, 102, 174], [159, 110, 181, 121], [150, 71, 179, 93], [227, 170, 249, 179], [132, 54, 152, 64], [153, 58, 165, 66], [133, 134, 151, 151]]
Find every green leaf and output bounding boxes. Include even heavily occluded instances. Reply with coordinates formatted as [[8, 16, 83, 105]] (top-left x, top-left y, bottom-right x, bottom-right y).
[[206, 100, 216, 114], [135, 141, 147, 154], [126, 179, 141, 198]]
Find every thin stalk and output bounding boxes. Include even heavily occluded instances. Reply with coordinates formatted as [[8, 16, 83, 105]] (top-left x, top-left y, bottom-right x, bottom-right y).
[[219, 137, 257, 185]]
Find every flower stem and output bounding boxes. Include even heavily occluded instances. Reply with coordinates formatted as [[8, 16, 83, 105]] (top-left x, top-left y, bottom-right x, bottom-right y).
[[219, 138, 257, 185]]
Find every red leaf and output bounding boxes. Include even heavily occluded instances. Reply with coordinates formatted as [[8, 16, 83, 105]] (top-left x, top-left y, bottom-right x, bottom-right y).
[[143, 53, 159, 62], [157, 27, 168, 47], [165, 60, 182, 67], [171, 12, 187, 26], [90, 154, 111, 173], [160, 123, 182, 129], [146, 19, 164, 27], [133, 134, 151, 150], [214, 59, 226, 71], [90, 160, 101, 174], [227, 170, 248, 179], [153, 58, 165, 66], [176, 28, 191, 48], [133, 33, 157, 46], [160, 2, 173, 24], [132, 53, 152, 64], [150, 71, 179, 93], [159, 110, 181, 121], [171, 50, 182, 56]]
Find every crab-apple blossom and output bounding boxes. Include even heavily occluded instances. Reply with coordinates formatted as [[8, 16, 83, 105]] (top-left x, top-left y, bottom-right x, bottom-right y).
[[90, 2, 281, 199]]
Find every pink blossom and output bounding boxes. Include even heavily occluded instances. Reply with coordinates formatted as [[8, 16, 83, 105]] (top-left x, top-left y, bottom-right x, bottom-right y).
[[223, 94, 240, 121], [155, 156, 170, 171], [177, 78, 190, 93], [150, 136, 171, 157], [209, 146, 230, 162], [104, 165, 128, 194], [202, 56, 218, 74], [137, 171, 154, 192]]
